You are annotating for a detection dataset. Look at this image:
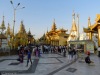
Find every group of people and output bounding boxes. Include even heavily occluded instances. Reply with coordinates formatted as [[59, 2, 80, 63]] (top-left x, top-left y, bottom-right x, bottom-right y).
[[17, 44, 95, 66], [67, 47, 77, 60], [32, 45, 67, 57]]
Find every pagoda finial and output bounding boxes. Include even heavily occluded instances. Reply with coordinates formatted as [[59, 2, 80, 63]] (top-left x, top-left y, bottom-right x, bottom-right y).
[[2, 13, 4, 20], [47, 27, 48, 33], [51, 19, 57, 31], [54, 18, 55, 23], [6, 23, 11, 35], [72, 10, 75, 20], [28, 28, 31, 35], [88, 17, 91, 27]]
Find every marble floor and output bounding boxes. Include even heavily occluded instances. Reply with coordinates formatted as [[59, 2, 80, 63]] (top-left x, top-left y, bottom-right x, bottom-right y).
[[0, 54, 100, 75]]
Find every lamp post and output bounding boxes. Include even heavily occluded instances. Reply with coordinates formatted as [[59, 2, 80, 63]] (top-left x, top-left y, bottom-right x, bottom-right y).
[[10, 0, 25, 49], [10, 0, 25, 36]]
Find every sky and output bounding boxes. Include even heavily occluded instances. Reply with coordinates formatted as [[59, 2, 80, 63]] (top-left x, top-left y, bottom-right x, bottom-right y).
[[0, 0, 100, 39]]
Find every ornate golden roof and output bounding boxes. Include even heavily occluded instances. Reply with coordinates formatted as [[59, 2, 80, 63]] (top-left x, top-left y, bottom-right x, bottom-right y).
[[95, 14, 100, 22], [89, 14, 100, 30], [83, 27, 97, 33]]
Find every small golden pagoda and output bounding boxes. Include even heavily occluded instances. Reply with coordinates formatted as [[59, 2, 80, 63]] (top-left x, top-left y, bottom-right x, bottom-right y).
[[86, 17, 91, 39], [5, 23, 13, 47], [14, 21, 28, 47], [83, 14, 100, 46], [0, 16, 7, 47], [0, 16, 6, 33], [45, 19, 69, 46]]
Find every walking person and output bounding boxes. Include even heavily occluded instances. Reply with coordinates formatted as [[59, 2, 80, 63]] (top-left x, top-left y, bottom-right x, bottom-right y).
[[26, 48, 32, 67], [72, 48, 77, 60], [68, 47, 72, 61]]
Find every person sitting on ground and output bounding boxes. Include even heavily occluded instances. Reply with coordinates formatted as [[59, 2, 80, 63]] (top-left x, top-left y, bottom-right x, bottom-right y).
[[85, 53, 94, 65], [85, 54, 91, 64]]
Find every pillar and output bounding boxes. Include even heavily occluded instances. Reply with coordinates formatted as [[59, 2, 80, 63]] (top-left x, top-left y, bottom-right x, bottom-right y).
[[98, 26, 100, 46], [89, 32, 92, 40]]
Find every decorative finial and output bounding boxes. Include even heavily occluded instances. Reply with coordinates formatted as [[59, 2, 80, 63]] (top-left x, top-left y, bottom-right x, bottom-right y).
[[88, 17, 90, 20], [53, 18, 55, 23], [72, 10, 75, 19], [47, 27, 48, 33], [3, 15, 4, 21], [77, 14, 79, 18]]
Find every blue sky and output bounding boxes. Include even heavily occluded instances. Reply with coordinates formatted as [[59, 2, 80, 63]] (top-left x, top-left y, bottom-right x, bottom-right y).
[[0, 0, 100, 39]]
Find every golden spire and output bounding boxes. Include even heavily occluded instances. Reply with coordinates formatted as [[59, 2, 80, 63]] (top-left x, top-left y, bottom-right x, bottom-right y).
[[0, 15, 6, 32], [71, 11, 77, 31], [77, 14, 79, 39], [28, 28, 31, 35], [47, 27, 48, 33], [19, 21, 26, 33], [51, 19, 57, 31], [6, 23, 11, 35], [88, 17, 91, 27], [72, 10, 75, 20]]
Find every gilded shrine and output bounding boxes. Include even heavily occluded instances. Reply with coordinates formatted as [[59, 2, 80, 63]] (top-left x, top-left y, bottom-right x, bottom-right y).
[[44, 20, 69, 46], [84, 14, 100, 46]]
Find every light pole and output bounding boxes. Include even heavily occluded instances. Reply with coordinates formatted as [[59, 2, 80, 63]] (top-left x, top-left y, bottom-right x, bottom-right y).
[[10, 0, 25, 36], [10, 0, 25, 48]]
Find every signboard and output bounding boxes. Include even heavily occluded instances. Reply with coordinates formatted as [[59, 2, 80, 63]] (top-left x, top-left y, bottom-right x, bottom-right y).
[[86, 41, 94, 53]]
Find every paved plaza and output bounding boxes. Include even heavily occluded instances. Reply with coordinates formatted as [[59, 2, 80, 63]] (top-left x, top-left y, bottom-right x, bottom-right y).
[[0, 53, 100, 75]]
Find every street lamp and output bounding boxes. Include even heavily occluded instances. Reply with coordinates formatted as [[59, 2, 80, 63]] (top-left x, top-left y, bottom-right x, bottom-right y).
[[10, 0, 25, 36], [10, 0, 25, 48]]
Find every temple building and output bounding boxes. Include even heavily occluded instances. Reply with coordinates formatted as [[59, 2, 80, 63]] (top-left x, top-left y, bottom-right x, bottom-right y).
[[43, 19, 69, 46], [83, 14, 100, 47], [67, 12, 78, 41]]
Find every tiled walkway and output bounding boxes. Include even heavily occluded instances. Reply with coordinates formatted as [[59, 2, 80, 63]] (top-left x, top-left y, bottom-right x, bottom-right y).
[[0, 54, 100, 75]]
